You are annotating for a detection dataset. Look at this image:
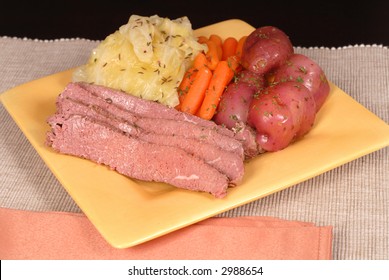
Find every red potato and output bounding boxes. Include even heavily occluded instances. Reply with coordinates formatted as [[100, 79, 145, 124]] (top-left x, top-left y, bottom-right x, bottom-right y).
[[235, 70, 266, 92], [241, 26, 294, 75], [247, 81, 316, 152], [282, 82, 316, 138], [213, 71, 265, 129], [248, 93, 295, 152], [272, 53, 330, 111], [213, 82, 256, 129]]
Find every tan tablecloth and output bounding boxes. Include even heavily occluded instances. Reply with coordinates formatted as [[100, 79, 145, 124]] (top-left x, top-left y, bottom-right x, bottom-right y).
[[1, 36, 388, 259]]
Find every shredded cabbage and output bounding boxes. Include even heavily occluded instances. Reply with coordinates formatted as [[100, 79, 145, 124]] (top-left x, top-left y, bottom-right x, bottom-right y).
[[72, 15, 207, 107]]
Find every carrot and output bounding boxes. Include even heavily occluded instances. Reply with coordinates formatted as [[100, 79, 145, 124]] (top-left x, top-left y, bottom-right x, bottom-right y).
[[235, 35, 247, 58], [208, 34, 223, 60], [222, 37, 238, 60], [197, 35, 208, 44], [193, 52, 209, 70], [226, 54, 241, 73], [209, 34, 223, 47], [176, 52, 210, 110], [197, 61, 234, 120], [180, 66, 212, 115], [176, 67, 198, 110], [205, 40, 220, 70]]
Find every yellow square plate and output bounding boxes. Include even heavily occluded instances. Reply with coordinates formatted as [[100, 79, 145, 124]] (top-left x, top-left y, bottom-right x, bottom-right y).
[[2, 19, 389, 248]]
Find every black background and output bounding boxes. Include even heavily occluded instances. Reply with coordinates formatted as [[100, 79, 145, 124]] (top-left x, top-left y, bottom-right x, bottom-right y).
[[1, 0, 389, 47]]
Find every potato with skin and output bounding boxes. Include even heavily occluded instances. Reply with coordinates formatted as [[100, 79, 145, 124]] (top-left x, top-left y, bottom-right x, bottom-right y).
[[213, 82, 256, 129], [247, 81, 316, 152], [213, 70, 265, 129], [281, 82, 316, 138], [241, 26, 294, 75], [235, 70, 266, 92], [213, 26, 327, 153], [273, 53, 330, 111], [248, 92, 295, 152]]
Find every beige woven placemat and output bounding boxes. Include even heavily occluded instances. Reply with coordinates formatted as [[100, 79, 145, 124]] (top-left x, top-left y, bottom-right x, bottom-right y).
[[1, 37, 388, 259]]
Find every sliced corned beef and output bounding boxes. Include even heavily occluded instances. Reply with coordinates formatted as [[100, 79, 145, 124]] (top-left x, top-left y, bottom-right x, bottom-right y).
[[52, 97, 244, 184], [46, 82, 250, 197], [46, 115, 229, 198], [77, 82, 235, 137], [59, 83, 244, 158]]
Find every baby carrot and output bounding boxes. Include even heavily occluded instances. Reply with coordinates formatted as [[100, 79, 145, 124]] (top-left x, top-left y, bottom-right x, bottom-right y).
[[176, 67, 198, 110], [193, 52, 209, 70], [197, 35, 208, 44], [235, 35, 247, 58], [205, 40, 220, 70], [226, 54, 242, 74], [208, 34, 223, 60], [209, 34, 223, 47], [180, 66, 212, 115], [222, 37, 238, 60], [197, 61, 234, 120]]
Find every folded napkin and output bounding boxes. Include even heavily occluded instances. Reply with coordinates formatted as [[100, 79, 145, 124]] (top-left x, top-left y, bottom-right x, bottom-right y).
[[0, 207, 332, 260]]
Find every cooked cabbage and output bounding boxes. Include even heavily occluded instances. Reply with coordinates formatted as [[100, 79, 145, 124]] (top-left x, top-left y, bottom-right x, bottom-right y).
[[73, 15, 207, 107]]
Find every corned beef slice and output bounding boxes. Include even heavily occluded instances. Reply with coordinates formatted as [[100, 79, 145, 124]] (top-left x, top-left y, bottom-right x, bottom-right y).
[[53, 97, 244, 184], [62, 82, 257, 158], [47, 115, 229, 198], [77, 82, 235, 137], [57, 83, 244, 158], [79, 82, 259, 158], [46, 82, 247, 197]]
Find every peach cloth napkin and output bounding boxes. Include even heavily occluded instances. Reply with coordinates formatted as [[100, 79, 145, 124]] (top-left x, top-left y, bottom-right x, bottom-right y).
[[0, 207, 332, 260]]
